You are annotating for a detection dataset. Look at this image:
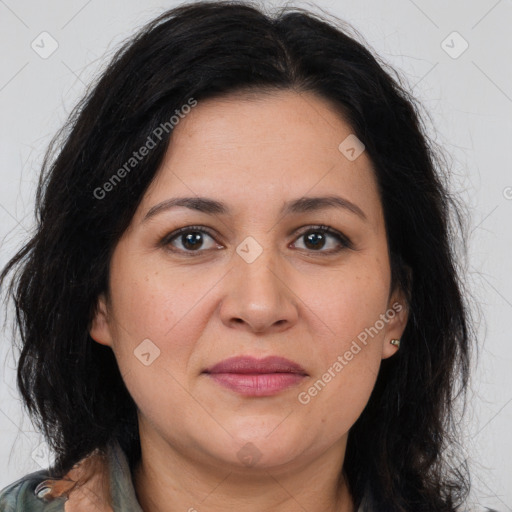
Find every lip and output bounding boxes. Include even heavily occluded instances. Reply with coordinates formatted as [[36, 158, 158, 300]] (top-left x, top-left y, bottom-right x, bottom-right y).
[[204, 355, 307, 375], [203, 356, 308, 397]]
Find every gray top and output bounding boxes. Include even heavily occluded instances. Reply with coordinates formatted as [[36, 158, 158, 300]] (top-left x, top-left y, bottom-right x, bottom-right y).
[[0, 441, 141, 511]]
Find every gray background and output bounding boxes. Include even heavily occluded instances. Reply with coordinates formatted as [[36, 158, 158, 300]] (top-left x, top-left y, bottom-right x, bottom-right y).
[[0, 0, 511, 510]]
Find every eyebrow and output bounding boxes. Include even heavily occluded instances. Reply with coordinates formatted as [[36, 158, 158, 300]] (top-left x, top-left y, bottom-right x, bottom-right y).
[[142, 195, 367, 223]]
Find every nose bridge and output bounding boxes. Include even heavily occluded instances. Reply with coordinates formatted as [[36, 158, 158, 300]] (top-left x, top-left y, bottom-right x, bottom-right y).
[[220, 233, 297, 332], [235, 233, 283, 298]]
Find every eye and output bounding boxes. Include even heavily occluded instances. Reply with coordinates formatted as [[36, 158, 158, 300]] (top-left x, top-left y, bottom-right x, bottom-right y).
[[161, 226, 221, 254], [160, 224, 352, 256], [291, 225, 352, 253]]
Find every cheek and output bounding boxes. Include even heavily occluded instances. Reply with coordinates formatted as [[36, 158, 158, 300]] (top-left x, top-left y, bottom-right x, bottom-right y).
[[299, 355, 380, 445], [105, 262, 208, 434], [303, 257, 391, 352], [108, 259, 213, 353], [296, 308, 384, 443], [291, 260, 389, 428], [105, 256, 224, 410]]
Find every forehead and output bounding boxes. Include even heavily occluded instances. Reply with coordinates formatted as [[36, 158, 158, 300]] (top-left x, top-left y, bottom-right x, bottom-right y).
[[137, 90, 383, 230]]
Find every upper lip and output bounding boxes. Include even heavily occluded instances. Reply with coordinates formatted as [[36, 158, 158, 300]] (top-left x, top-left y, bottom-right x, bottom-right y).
[[204, 356, 307, 375]]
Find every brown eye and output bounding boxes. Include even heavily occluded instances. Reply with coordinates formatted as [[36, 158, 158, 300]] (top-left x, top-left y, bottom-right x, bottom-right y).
[[292, 225, 352, 253], [162, 226, 220, 254]]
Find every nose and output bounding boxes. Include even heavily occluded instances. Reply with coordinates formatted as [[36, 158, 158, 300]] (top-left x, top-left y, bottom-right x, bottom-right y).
[[219, 245, 299, 334]]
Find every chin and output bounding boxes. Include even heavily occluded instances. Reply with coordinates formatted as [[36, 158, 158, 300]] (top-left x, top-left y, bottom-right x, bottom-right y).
[[219, 434, 306, 469]]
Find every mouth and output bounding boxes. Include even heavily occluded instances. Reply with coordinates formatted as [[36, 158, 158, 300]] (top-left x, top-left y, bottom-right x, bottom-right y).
[[202, 355, 308, 397]]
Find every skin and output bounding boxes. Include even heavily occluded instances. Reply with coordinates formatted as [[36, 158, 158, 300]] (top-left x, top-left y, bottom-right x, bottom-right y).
[[90, 89, 409, 512]]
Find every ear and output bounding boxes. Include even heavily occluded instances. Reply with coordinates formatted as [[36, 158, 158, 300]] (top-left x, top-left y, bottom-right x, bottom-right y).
[[89, 292, 113, 347], [381, 286, 409, 360]]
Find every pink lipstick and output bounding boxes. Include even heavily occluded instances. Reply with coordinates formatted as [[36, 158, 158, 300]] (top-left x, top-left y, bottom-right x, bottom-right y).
[[203, 355, 307, 397]]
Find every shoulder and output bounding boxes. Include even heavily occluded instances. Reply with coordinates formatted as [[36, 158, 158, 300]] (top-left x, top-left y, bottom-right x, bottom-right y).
[[0, 469, 65, 512], [0, 445, 119, 512], [0, 441, 135, 512]]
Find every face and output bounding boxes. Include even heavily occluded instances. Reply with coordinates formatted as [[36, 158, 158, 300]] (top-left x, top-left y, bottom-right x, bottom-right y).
[[90, 90, 408, 473]]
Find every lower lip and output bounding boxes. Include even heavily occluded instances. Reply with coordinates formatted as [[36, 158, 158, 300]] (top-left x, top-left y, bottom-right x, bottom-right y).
[[205, 372, 306, 396]]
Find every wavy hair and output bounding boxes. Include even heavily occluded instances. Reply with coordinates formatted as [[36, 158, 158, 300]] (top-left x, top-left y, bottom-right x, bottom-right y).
[[0, 1, 473, 510]]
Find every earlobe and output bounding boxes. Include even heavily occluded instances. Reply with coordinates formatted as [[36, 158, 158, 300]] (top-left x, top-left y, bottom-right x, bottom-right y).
[[89, 293, 113, 347], [381, 291, 409, 359]]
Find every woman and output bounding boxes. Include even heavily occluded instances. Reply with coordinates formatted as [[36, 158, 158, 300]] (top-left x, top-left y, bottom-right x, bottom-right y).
[[0, 1, 474, 511]]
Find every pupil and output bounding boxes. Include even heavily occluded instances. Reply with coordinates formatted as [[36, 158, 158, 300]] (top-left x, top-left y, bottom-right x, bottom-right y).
[[183, 232, 202, 250], [305, 232, 325, 250]]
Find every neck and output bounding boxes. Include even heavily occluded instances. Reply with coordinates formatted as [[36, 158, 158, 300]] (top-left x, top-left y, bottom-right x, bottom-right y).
[[132, 431, 355, 512]]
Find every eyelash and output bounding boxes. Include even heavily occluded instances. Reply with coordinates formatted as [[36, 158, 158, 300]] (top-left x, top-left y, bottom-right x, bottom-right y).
[[160, 224, 353, 256]]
